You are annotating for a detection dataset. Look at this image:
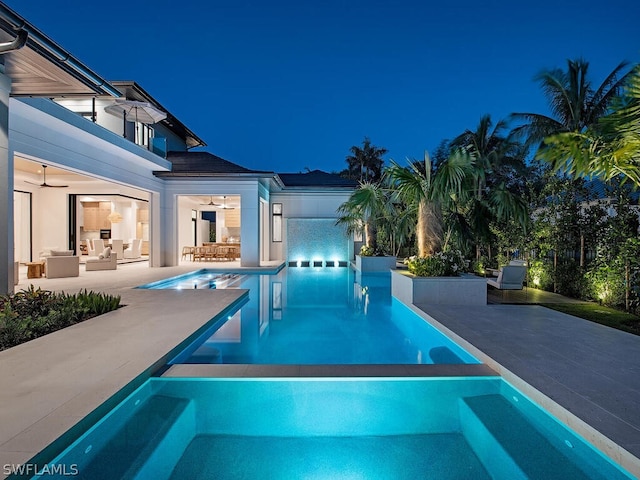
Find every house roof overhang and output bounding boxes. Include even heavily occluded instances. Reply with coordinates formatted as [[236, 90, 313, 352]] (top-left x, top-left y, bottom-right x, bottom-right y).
[[109, 81, 206, 149], [276, 170, 358, 189], [0, 4, 121, 97], [157, 151, 274, 178], [0, 4, 207, 151]]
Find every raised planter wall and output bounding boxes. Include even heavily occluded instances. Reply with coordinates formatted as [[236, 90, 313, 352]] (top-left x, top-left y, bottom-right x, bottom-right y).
[[391, 270, 487, 306], [355, 255, 397, 273]]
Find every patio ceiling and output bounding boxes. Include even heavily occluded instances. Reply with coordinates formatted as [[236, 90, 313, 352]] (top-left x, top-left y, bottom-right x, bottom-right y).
[[14, 157, 78, 177], [195, 195, 241, 210], [14, 157, 151, 202]]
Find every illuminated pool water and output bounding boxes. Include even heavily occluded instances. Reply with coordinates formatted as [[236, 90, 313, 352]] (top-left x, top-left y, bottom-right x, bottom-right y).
[[141, 267, 478, 365], [27, 267, 636, 479], [39, 377, 634, 480]]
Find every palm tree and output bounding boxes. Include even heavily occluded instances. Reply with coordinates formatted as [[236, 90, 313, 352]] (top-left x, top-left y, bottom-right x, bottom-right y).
[[450, 114, 529, 258], [345, 137, 388, 182], [336, 182, 387, 254], [511, 58, 634, 150], [537, 65, 640, 186], [452, 115, 525, 197], [386, 150, 474, 257]]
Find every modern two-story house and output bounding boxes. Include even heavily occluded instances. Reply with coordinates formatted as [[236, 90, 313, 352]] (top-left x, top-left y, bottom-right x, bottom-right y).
[[0, 3, 356, 294]]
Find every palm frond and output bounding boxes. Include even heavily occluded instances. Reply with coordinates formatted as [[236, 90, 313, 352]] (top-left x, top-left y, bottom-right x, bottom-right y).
[[488, 182, 529, 230], [588, 60, 633, 123], [386, 156, 431, 205], [432, 149, 475, 202], [509, 112, 565, 147]]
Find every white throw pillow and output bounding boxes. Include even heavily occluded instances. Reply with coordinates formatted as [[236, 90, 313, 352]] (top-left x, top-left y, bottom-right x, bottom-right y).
[[50, 250, 73, 256], [102, 247, 112, 258], [98, 254, 105, 259], [39, 247, 58, 258]]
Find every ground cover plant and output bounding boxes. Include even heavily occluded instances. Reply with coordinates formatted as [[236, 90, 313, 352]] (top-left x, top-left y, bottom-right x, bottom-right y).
[[0, 286, 121, 351]]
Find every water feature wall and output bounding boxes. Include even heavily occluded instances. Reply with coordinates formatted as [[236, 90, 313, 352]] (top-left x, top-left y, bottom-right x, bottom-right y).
[[287, 218, 350, 264]]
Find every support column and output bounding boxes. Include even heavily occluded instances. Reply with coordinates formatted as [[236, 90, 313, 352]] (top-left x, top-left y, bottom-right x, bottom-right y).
[[0, 69, 12, 293], [159, 189, 174, 267], [240, 190, 260, 267], [149, 191, 162, 267]]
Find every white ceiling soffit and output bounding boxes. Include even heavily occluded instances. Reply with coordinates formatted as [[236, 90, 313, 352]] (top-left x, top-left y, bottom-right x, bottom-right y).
[[0, 10, 119, 97], [13, 157, 150, 200]]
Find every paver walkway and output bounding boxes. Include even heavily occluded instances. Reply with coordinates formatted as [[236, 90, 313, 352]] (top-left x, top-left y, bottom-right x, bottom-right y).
[[487, 285, 587, 304]]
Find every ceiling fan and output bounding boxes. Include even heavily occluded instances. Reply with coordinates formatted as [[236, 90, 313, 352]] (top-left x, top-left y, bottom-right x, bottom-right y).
[[24, 165, 68, 188], [220, 195, 235, 210], [200, 196, 221, 207]]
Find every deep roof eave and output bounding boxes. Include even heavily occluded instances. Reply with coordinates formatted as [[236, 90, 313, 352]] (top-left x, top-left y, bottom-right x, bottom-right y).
[[153, 171, 274, 178], [0, 5, 122, 97]]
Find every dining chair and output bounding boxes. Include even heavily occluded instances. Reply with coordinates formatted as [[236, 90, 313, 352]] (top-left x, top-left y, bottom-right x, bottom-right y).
[[124, 239, 142, 259], [85, 239, 97, 257], [193, 246, 206, 262], [111, 239, 124, 260], [181, 246, 194, 261]]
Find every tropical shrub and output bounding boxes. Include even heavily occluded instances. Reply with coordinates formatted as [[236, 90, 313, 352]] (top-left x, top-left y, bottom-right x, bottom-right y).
[[584, 239, 640, 314], [554, 260, 586, 298], [359, 245, 375, 256], [470, 255, 490, 276], [585, 261, 626, 307], [405, 250, 468, 277], [0, 287, 121, 351], [527, 259, 554, 291]]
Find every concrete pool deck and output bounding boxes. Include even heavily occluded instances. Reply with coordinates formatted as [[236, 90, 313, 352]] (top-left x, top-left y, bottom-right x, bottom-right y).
[[0, 262, 638, 478], [0, 261, 275, 477], [411, 302, 640, 477]]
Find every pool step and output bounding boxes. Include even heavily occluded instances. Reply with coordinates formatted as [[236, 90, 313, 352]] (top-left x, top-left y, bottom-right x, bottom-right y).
[[459, 394, 604, 480], [77, 395, 194, 480]]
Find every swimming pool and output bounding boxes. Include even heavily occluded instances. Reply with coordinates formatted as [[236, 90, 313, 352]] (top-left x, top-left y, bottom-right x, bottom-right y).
[[38, 377, 633, 479], [23, 267, 635, 479], [142, 267, 478, 365]]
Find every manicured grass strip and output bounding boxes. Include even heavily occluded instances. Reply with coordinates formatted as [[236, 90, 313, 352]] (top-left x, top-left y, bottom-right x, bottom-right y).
[[541, 302, 640, 336]]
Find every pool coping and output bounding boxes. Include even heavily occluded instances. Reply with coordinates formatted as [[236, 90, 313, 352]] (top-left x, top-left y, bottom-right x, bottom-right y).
[[162, 363, 498, 378], [136, 263, 286, 289]]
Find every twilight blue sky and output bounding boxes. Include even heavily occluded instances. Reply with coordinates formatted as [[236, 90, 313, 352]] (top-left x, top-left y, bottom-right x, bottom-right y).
[[5, 0, 640, 173]]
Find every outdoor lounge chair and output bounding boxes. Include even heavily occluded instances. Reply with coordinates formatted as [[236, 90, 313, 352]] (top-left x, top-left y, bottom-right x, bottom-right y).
[[509, 259, 527, 267], [487, 265, 527, 290], [487, 265, 527, 301]]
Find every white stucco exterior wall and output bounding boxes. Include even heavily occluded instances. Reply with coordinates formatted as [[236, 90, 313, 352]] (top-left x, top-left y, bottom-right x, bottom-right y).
[[0, 70, 12, 292], [269, 190, 353, 262], [177, 196, 196, 251], [9, 98, 168, 267], [161, 179, 264, 267]]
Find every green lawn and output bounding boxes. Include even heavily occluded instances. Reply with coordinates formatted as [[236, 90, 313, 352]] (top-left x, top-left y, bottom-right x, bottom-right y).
[[541, 302, 640, 336]]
